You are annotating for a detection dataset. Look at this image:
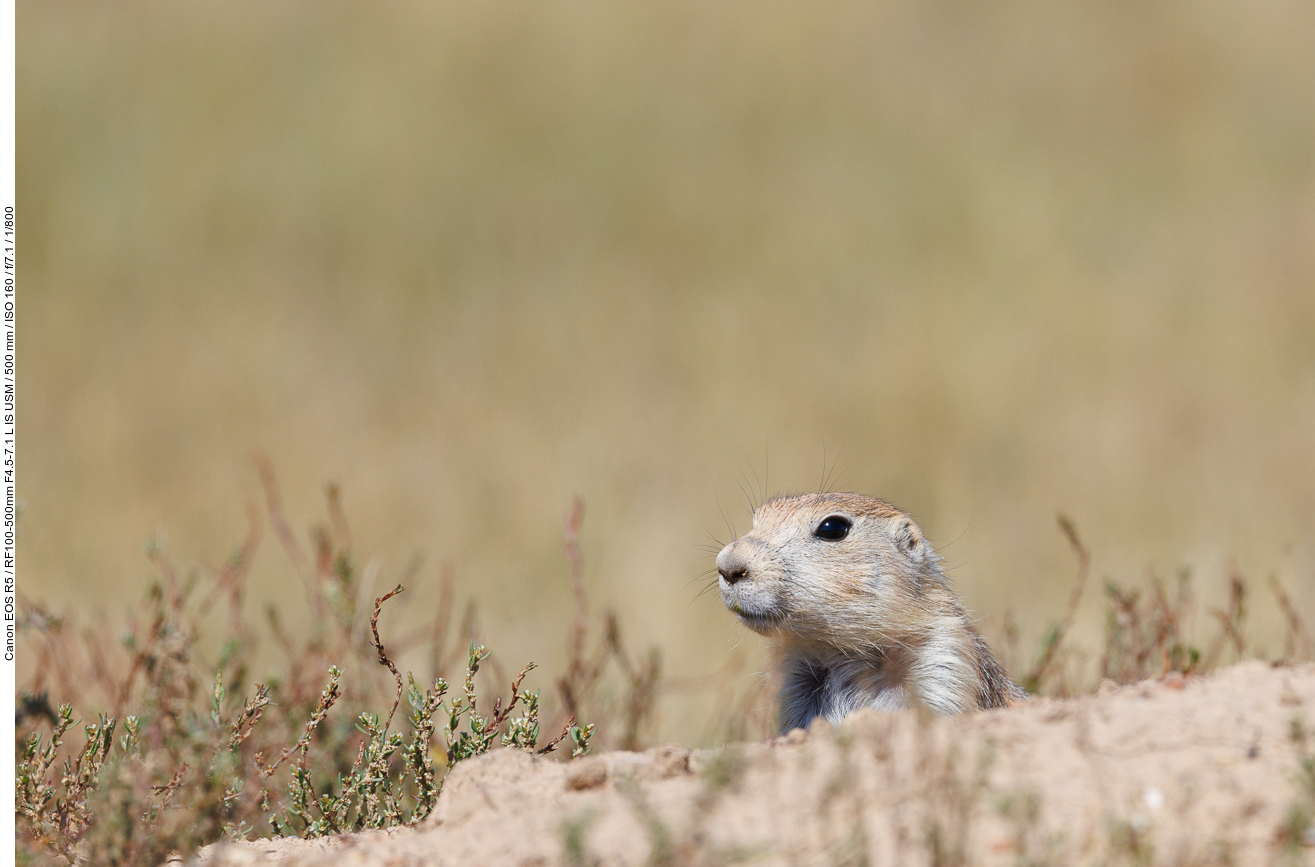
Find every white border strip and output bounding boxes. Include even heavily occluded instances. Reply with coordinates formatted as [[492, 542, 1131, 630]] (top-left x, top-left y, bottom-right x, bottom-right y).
[[2, 0, 16, 850]]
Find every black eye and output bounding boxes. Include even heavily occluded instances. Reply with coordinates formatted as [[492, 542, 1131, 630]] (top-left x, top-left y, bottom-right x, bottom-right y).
[[814, 515, 852, 541]]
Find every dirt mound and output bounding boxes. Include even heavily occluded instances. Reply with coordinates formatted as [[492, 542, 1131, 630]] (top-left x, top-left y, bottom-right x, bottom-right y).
[[195, 661, 1315, 866]]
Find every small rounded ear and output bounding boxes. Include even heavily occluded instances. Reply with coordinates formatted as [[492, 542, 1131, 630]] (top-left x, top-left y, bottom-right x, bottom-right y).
[[894, 518, 925, 559]]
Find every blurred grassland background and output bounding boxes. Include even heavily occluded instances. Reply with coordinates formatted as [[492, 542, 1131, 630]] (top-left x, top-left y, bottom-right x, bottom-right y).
[[18, 0, 1315, 743]]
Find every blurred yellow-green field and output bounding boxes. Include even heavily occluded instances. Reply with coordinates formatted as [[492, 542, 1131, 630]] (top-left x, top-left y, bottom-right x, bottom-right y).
[[18, 0, 1315, 742]]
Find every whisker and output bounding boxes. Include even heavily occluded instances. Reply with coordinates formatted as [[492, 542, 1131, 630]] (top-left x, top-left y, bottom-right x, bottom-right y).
[[728, 626, 750, 652], [819, 443, 847, 493], [736, 480, 756, 516], [830, 460, 850, 492], [694, 580, 721, 601], [715, 494, 737, 541], [687, 567, 719, 586], [745, 458, 763, 511]]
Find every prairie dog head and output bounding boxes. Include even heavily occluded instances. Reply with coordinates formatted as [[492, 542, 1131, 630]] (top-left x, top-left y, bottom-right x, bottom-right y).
[[716, 493, 942, 650]]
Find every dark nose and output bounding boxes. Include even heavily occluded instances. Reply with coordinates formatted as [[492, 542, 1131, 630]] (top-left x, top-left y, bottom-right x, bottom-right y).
[[716, 543, 751, 585], [719, 564, 748, 585]]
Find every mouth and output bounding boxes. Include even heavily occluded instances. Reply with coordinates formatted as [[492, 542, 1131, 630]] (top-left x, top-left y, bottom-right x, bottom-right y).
[[727, 602, 786, 634]]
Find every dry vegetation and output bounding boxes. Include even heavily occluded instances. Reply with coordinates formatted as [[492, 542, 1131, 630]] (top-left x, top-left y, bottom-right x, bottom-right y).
[[18, 0, 1315, 747], [14, 471, 580, 865], [14, 0, 1315, 863], [210, 660, 1313, 867], [14, 467, 1314, 865]]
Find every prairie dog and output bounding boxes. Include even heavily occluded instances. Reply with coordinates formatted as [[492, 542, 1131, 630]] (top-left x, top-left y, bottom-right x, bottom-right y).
[[716, 493, 1023, 731]]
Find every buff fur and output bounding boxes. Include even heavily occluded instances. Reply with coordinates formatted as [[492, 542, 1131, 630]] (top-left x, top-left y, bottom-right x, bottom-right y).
[[716, 493, 1024, 731]]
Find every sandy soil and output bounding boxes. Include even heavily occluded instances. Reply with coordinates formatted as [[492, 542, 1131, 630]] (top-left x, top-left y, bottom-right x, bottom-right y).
[[193, 661, 1315, 866]]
